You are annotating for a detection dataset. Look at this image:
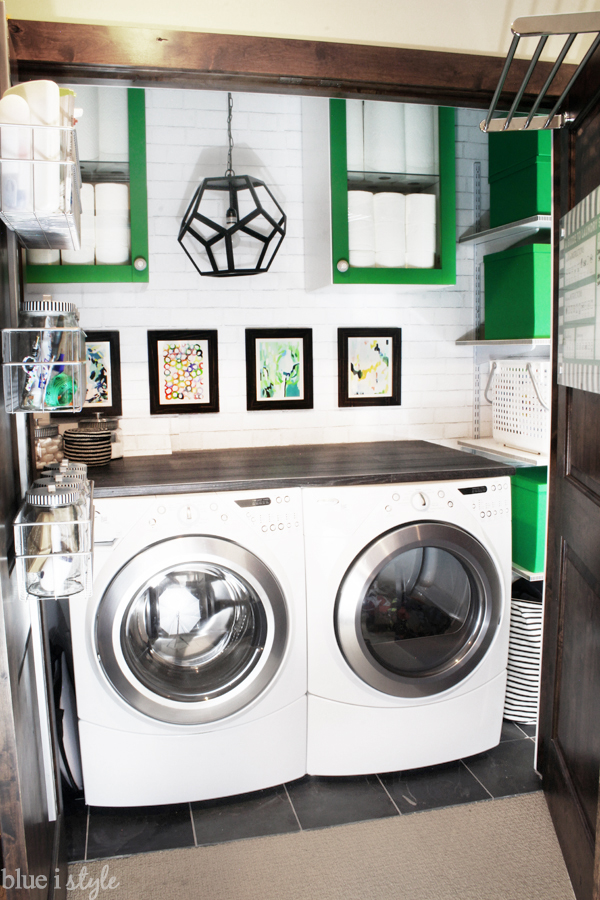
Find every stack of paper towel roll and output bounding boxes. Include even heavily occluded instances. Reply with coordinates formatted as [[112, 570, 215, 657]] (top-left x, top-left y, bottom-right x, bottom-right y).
[[72, 85, 129, 163], [348, 190, 436, 269], [27, 182, 130, 266], [346, 100, 438, 176]]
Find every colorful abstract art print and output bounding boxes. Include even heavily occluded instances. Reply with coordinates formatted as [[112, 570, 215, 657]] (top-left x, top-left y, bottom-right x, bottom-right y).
[[256, 338, 304, 401], [86, 340, 113, 407], [338, 328, 401, 407], [55, 330, 122, 419], [245, 329, 313, 411], [157, 339, 210, 405], [347, 336, 393, 398], [147, 331, 219, 415]]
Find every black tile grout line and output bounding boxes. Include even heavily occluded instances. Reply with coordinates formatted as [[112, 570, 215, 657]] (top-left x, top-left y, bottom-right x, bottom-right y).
[[188, 802, 198, 847], [375, 774, 403, 816], [283, 782, 303, 831], [460, 759, 494, 800]]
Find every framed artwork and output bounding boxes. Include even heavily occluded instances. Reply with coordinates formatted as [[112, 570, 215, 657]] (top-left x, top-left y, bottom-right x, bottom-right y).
[[147, 330, 219, 415], [245, 328, 313, 411], [337, 328, 401, 407], [53, 330, 122, 419]]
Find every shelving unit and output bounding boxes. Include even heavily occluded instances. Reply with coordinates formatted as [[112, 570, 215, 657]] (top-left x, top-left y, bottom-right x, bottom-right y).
[[512, 562, 544, 582]]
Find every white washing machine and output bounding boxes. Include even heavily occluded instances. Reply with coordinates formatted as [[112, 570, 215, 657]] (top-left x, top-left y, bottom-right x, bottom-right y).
[[303, 476, 512, 775], [70, 487, 306, 807]]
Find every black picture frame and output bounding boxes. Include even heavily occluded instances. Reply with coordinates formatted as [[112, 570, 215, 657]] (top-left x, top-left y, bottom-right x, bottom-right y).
[[245, 328, 313, 411], [53, 330, 123, 419], [147, 330, 219, 415], [337, 328, 402, 407]]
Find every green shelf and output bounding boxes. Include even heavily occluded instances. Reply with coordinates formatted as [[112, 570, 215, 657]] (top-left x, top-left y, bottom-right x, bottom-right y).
[[25, 88, 149, 285]]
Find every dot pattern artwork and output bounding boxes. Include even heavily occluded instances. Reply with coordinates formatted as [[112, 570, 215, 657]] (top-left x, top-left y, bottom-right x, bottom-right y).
[[157, 339, 210, 404]]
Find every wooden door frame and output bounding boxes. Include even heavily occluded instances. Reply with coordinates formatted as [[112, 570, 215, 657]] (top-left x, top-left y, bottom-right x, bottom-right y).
[[8, 18, 575, 109]]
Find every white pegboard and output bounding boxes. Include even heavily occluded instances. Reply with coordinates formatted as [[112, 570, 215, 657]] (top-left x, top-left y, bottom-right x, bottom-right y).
[[488, 359, 550, 455]]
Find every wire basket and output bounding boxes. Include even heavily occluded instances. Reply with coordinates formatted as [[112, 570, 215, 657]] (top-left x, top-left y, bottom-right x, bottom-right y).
[[485, 359, 550, 455]]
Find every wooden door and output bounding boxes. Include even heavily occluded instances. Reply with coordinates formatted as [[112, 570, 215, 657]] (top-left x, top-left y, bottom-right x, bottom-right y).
[[537, 59, 600, 900]]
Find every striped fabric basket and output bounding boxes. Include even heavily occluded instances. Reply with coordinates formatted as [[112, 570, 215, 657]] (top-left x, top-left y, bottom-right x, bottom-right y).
[[503, 596, 543, 724]]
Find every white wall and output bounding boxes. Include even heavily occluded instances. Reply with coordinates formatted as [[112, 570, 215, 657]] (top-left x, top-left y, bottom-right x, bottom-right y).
[[8, 0, 600, 60], [25, 89, 489, 458]]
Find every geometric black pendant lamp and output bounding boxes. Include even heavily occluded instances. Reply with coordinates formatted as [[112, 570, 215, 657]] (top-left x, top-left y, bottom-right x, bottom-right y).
[[178, 93, 287, 277]]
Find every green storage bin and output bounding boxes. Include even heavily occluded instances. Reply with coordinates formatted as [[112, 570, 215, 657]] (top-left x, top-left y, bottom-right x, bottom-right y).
[[489, 130, 551, 178], [489, 131, 551, 228], [511, 466, 548, 574], [483, 243, 551, 340]]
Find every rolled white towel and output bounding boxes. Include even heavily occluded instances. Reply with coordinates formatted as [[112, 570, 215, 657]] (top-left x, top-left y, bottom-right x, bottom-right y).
[[364, 101, 405, 174], [0, 94, 31, 211], [374, 192, 405, 267], [27, 249, 61, 265], [62, 183, 95, 264], [406, 192, 436, 226], [346, 99, 364, 172], [405, 104, 437, 175], [98, 88, 128, 162], [4, 80, 61, 213], [406, 223, 437, 269], [348, 191, 375, 252]]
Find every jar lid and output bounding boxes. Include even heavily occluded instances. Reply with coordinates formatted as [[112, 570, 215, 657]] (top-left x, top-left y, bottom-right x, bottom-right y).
[[44, 460, 87, 474], [77, 420, 109, 432], [33, 476, 86, 490], [21, 298, 78, 316], [34, 423, 59, 439], [25, 484, 80, 507]]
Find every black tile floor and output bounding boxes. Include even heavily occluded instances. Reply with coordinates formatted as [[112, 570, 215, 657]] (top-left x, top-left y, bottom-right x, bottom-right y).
[[64, 720, 541, 863]]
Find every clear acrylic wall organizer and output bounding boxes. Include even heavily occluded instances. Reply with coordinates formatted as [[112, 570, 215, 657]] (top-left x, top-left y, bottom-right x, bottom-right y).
[[2, 326, 86, 413], [14, 484, 92, 601], [0, 122, 82, 250]]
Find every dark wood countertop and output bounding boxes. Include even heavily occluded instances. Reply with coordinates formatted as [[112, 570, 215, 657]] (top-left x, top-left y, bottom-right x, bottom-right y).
[[89, 441, 515, 498]]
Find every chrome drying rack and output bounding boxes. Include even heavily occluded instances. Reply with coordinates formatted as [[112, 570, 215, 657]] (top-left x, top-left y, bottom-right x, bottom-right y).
[[481, 11, 600, 133]]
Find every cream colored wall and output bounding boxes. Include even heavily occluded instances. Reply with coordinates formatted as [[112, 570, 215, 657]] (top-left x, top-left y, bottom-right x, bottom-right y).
[[7, 0, 600, 58]]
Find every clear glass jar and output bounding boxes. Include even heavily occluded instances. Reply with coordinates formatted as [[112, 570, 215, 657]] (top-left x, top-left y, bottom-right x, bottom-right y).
[[15, 484, 90, 598], [34, 421, 64, 470], [43, 460, 88, 478], [19, 296, 79, 329]]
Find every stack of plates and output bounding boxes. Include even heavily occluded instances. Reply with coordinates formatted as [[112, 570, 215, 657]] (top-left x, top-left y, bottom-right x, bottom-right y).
[[503, 598, 543, 724], [63, 428, 112, 467]]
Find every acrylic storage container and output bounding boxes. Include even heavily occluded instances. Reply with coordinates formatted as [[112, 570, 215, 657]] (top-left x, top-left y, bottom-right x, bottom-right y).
[[511, 467, 548, 574], [2, 325, 85, 413], [0, 120, 81, 250], [14, 483, 92, 600]]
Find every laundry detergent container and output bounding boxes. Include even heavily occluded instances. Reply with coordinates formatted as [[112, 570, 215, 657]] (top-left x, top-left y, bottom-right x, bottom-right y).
[[483, 243, 551, 340], [488, 130, 551, 228], [511, 466, 548, 574]]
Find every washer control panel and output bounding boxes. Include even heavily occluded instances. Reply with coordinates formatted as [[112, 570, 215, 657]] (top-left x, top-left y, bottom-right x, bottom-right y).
[[379, 478, 511, 520], [238, 493, 301, 533]]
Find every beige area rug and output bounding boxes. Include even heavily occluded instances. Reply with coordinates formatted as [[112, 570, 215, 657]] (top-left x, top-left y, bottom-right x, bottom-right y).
[[67, 793, 575, 900]]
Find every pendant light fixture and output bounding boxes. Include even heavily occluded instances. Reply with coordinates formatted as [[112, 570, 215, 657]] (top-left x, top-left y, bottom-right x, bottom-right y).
[[178, 94, 287, 277]]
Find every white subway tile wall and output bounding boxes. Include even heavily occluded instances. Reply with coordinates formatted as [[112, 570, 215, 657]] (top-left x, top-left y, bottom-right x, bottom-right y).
[[26, 92, 489, 457]]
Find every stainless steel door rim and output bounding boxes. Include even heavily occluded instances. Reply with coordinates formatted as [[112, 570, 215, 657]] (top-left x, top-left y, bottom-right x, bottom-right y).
[[335, 522, 503, 698], [96, 535, 288, 725]]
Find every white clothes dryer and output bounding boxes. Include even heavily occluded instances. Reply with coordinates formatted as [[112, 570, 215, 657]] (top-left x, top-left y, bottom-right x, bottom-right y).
[[303, 476, 512, 776], [71, 487, 306, 807]]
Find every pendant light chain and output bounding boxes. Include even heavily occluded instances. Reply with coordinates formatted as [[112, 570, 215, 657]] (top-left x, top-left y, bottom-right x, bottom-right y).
[[225, 93, 235, 177]]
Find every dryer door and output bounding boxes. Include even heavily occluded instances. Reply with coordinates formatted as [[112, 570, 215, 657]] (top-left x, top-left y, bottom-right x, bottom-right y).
[[335, 522, 503, 698], [95, 536, 287, 724]]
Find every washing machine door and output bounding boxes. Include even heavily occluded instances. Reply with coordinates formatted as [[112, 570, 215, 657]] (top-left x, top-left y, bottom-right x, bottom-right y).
[[95, 535, 287, 724], [335, 522, 503, 698]]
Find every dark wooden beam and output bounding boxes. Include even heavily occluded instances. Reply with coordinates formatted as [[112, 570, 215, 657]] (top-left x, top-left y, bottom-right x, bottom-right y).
[[9, 19, 576, 109]]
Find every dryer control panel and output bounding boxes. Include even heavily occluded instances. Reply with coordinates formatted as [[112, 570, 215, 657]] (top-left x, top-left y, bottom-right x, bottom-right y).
[[237, 493, 302, 534]]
